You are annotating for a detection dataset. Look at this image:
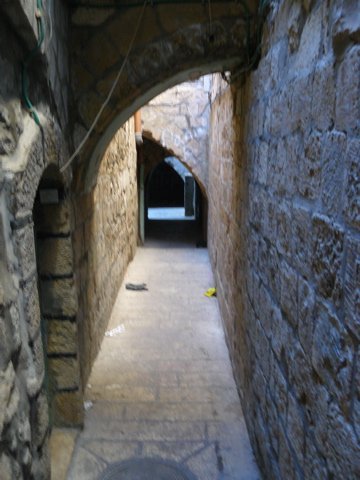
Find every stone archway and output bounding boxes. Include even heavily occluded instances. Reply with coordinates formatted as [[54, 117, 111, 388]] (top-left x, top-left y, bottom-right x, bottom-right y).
[[141, 76, 211, 194], [68, 1, 261, 191]]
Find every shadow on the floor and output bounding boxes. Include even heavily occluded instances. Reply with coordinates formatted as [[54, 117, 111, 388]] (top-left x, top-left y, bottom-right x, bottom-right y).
[[145, 219, 205, 248]]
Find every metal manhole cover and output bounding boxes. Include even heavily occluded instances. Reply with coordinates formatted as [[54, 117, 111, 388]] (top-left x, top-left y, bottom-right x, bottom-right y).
[[97, 458, 197, 480]]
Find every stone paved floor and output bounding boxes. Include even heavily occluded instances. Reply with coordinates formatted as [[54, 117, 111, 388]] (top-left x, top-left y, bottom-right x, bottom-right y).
[[65, 246, 261, 480]]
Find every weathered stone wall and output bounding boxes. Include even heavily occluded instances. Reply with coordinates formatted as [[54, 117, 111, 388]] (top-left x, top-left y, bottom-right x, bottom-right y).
[[0, 120, 72, 479], [142, 77, 211, 192], [208, 1, 360, 479], [0, 1, 72, 476], [73, 119, 138, 385]]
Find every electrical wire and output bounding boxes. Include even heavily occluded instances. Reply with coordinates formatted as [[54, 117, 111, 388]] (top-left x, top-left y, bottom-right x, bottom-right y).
[[60, 0, 148, 172], [22, 0, 45, 126]]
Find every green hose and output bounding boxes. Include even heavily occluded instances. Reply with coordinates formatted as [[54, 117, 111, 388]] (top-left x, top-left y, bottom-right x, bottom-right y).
[[22, 0, 45, 126]]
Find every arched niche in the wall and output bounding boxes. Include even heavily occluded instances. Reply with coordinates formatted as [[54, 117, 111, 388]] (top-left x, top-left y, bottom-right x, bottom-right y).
[[7, 115, 83, 430], [33, 165, 83, 428]]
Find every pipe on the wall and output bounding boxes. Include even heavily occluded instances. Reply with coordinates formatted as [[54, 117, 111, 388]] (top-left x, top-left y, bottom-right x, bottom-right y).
[[134, 109, 143, 147]]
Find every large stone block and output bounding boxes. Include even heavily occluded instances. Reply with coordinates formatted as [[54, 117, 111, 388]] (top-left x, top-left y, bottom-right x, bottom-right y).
[[23, 277, 41, 342], [82, 32, 119, 77], [284, 133, 300, 197], [259, 283, 272, 339], [276, 202, 292, 259], [332, 0, 360, 47], [303, 432, 328, 480], [312, 214, 345, 305], [287, 392, 305, 467], [280, 261, 298, 328], [7, 303, 21, 355], [324, 403, 360, 479], [288, 342, 313, 405], [295, 4, 322, 71], [39, 277, 78, 317], [46, 320, 77, 356], [267, 244, 282, 299], [32, 331, 45, 383], [344, 234, 360, 340], [312, 58, 335, 131], [0, 453, 13, 480], [297, 276, 315, 355], [48, 356, 80, 391], [37, 237, 73, 277], [312, 301, 353, 401], [279, 422, 299, 480], [33, 390, 49, 448], [0, 361, 15, 435], [290, 73, 313, 133], [265, 391, 280, 456], [254, 319, 271, 379], [71, 7, 114, 27], [12, 223, 36, 280], [321, 131, 347, 218], [4, 381, 19, 427], [51, 390, 84, 428], [299, 130, 322, 201], [264, 198, 277, 245], [34, 203, 70, 235], [292, 204, 312, 279], [0, 313, 12, 372], [271, 304, 289, 360], [344, 137, 360, 229], [335, 45, 360, 134]]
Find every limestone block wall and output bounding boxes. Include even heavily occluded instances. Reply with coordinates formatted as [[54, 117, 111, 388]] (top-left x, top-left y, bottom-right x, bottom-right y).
[[141, 77, 211, 192], [0, 1, 72, 476], [73, 119, 138, 385], [0, 122, 72, 479], [208, 1, 360, 479]]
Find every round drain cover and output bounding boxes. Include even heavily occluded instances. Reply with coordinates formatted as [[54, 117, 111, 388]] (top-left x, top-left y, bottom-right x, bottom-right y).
[[97, 458, 197, 480]]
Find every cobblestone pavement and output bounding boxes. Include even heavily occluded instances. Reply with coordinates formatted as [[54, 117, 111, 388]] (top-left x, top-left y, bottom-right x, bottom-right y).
[[66, 246, 261, 480]]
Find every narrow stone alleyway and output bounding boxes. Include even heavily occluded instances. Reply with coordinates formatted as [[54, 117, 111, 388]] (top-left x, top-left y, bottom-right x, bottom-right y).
[[65, 244, 261, 480]]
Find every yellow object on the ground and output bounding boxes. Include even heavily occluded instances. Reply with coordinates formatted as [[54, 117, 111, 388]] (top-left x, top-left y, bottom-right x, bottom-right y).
[[204, 287, 217, 297]]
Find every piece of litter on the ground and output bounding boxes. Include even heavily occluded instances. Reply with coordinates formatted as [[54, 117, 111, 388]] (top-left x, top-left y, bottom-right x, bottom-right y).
[[125, 283, 148, 291], [105, 324, 125, 337], [84, 401, 93, 411], [86, 384, 92, 390], [204, 287, 217, 297]]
